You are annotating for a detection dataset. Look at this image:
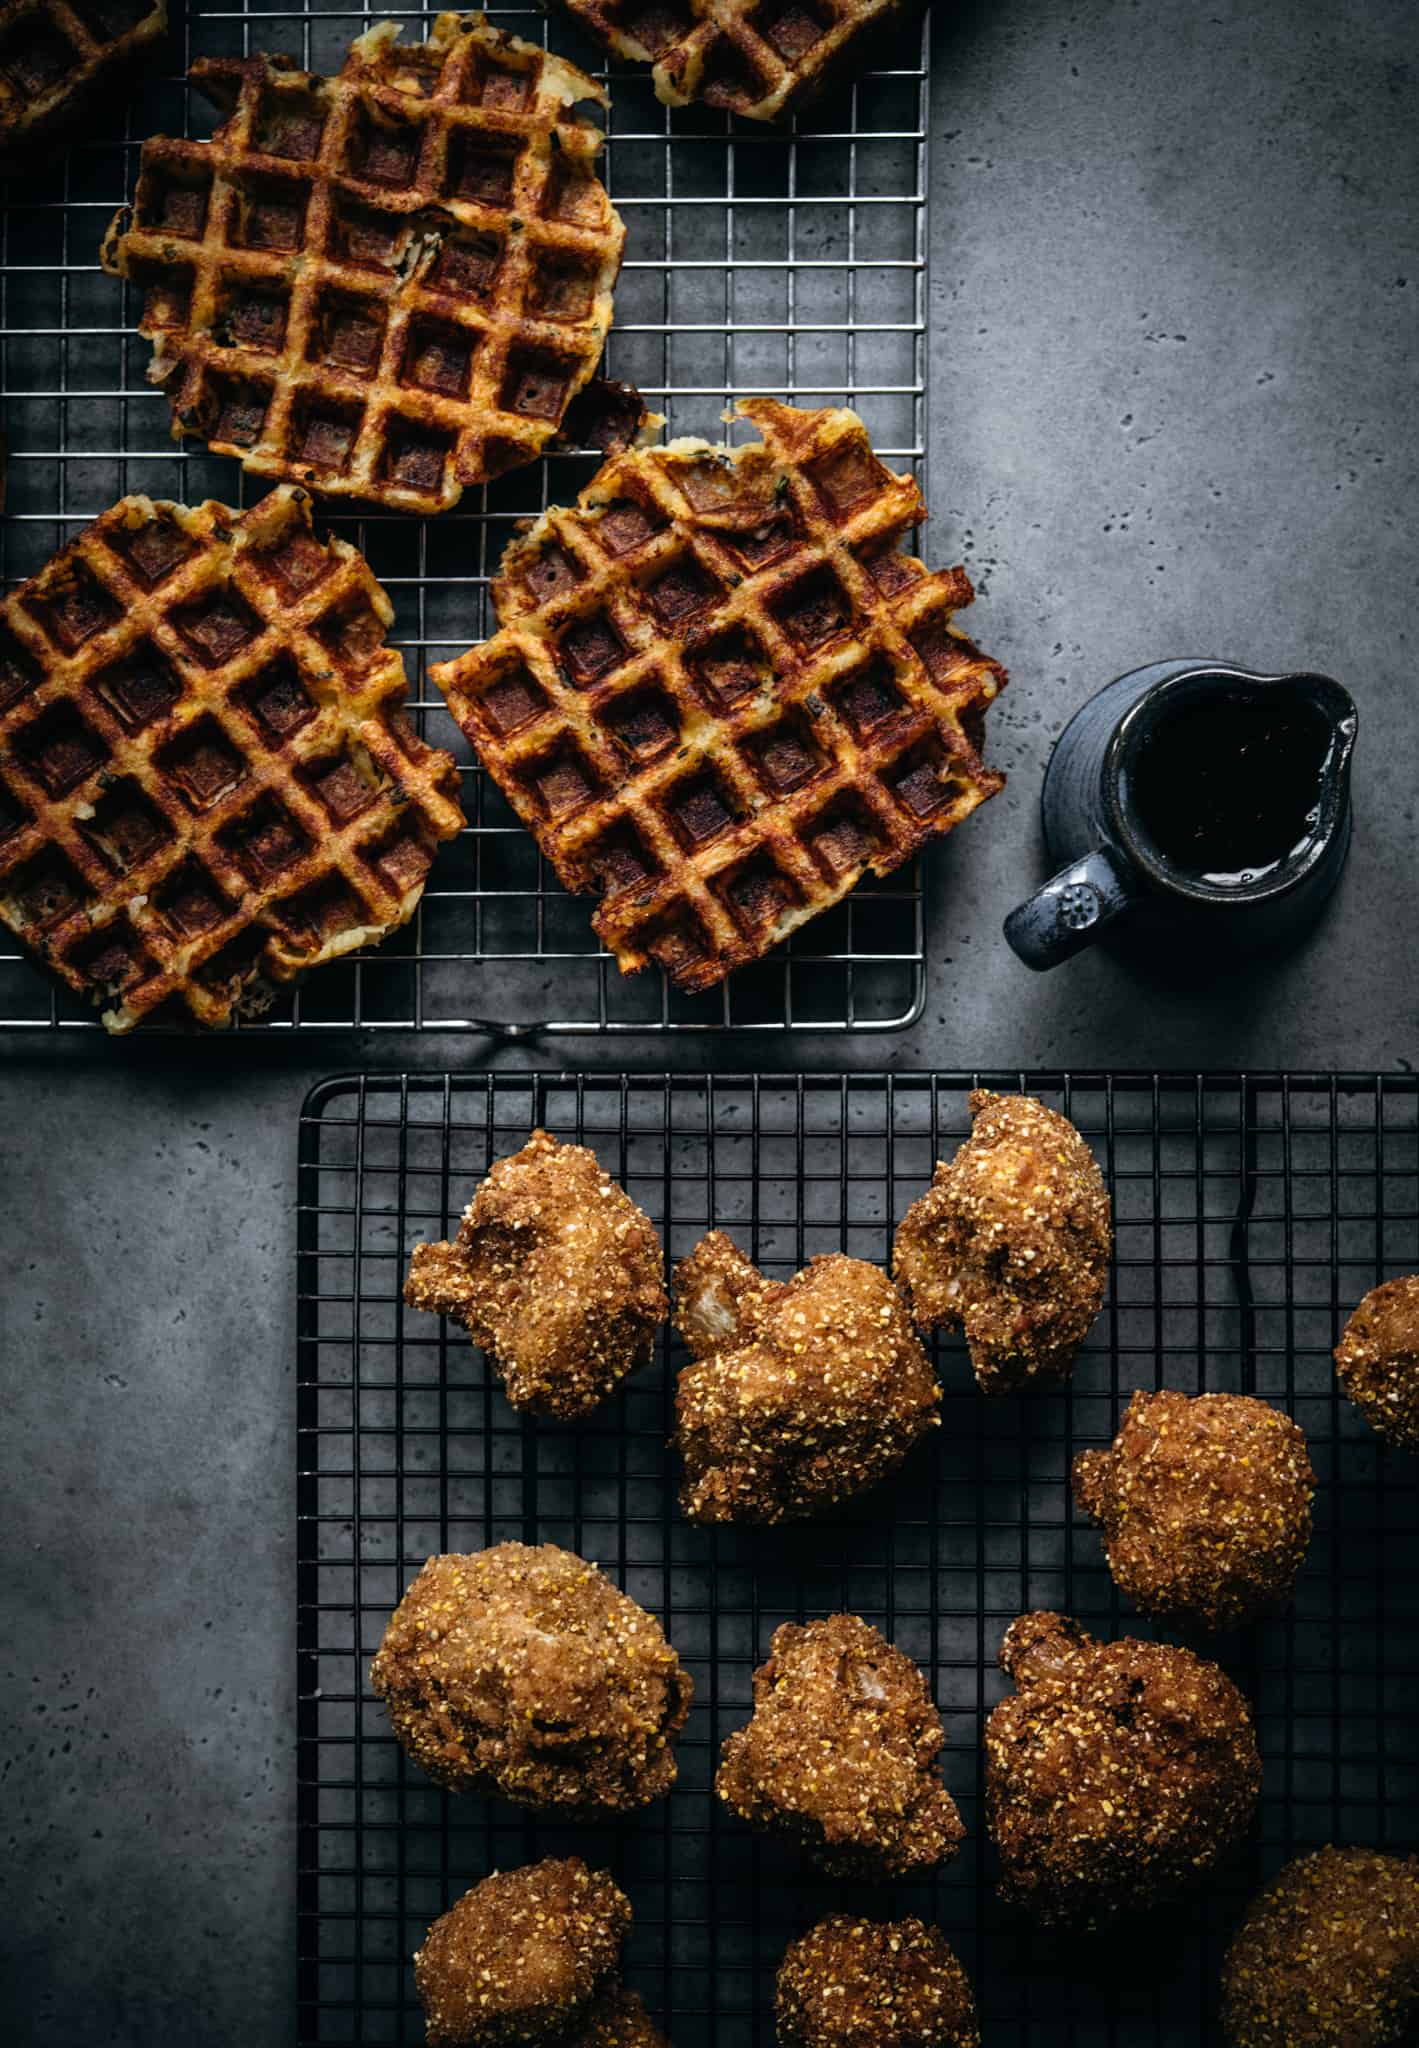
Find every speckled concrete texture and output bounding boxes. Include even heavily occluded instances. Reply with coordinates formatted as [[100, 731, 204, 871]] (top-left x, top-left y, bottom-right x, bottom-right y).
[[1, 4, 1417, 2045]]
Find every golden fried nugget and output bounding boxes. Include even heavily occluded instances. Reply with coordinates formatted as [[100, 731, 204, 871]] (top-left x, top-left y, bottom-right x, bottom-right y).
[[985, 1612, 1260, 1925], [414, 1857, 630, 2048], [568, 1981, 670, 2048], [672, 1234, 940, 1523], [717, 1614, 963, 1880], [1073, 1389, 1314, 1630], [406, 1130, 667, 1420], [776, 1915, 978, 2048], [1334, 1275, 1419, 1452], [1221, 1846, 1419, 2048], [893, 1091, 1111, 1393], [370, 1543, 691, 1814]]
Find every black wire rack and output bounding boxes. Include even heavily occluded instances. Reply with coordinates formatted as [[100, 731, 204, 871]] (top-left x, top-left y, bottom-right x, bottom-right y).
[[0, 3, 933, 1034], [296, 1069, 1419, 2047]]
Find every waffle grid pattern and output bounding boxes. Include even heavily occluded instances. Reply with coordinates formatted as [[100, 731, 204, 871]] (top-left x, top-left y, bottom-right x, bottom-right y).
[[0, 1, 933, 1030], [0, 484, 463, 1028], [0, 0, 166, 167], [100, 12, 626, 512], [435, 400, 1004, 993], [558, 0, 907, 123], [297, 1069, 1419, 2046]]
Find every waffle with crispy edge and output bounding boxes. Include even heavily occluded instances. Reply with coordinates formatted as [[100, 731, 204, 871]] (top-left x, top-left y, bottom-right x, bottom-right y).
[[0, 0, 166, 169], [433, 398, 1005, 994], [99, 13, 626, 513], [0, 485, 464, 1031], [556, 0, 907, 123]]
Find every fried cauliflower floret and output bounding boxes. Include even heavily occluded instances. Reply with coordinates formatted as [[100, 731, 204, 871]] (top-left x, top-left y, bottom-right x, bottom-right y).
[[405, 1130, 667, 1420], [893, 1091, 1111, 1393], [776, 1915, 979, 2048], [1334, 1275, 1419, 1452], [1221, 1846, 1419, 2048], [984, 1611, 1260, 1925], [716, 1614, 964, 1880], [414, 1857, 631, 2048], [567, 1982, 669, 2048], [370, 1543, 691, 1814], [672, 1234, 940, 1524], [1073, 1389, 1315, 1630]]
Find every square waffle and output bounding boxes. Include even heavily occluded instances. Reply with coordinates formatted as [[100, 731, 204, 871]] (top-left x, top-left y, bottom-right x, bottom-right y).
[[0, 485, 463, 1031], [100, 13, 626, 513], [556, 0, 907, 123], [433, 399, 1005, 994], [0, 0, 165, 169]]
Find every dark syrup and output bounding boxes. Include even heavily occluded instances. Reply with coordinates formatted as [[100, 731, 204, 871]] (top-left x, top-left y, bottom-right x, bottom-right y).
[[1129, 696, 1328, 887]]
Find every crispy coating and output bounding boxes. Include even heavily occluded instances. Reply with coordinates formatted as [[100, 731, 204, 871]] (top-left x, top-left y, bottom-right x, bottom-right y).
[[893, 1091, 1111, 1393], [414, 1857, 630, 2048], [370, 1543, 691, 1814], [567, 1981, 670, 2048], [984, 1611, 1260, 1925], [1073, 1389, 1315, 1630], [1221, 1846, 1419, 2048], [405, 1131, 667, 1421], [776, 1915, 979, 2048], [673, 1234, 941, 1524], [717, 1614, 964, 1880], [1334, 1276, 1419, 1452]]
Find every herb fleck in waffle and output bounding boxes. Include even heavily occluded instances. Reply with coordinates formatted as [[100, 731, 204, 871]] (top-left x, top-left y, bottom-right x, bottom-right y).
[[433, 399, 1005, 994], [100, 12, 625, 513], [0, 0, 166, 169], [0, 485, 463, 1031], [556, 0, 907, 123]]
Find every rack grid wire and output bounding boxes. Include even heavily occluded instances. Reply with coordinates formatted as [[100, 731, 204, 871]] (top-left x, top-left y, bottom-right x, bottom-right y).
[[296, 1069, 1419, 2048], [0, 3, 934, 1033]]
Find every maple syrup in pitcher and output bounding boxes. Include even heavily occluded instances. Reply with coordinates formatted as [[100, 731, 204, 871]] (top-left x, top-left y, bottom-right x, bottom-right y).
[[1127, 693, 1332, 888]]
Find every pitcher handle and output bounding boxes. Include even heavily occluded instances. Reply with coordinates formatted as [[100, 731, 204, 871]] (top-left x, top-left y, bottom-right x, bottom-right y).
[[1003, 846, 1138, 970]]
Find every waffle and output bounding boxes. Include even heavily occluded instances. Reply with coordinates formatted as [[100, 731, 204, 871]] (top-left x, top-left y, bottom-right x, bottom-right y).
[[99, 13, 626, 513], [0, 485, 463, 1031], [433, 398, 1005, 993], [0, 0, 166, 169], [556, 0, 907, 123]]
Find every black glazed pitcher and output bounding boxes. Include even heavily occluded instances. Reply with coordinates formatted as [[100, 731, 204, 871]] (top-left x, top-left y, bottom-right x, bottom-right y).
[[1003, 661, 1358, 971]]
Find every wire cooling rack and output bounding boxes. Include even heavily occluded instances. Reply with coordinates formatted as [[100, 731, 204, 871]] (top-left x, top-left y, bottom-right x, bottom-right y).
[[296, 1070, 1419, 2047], [0, 3, 933, 1032]]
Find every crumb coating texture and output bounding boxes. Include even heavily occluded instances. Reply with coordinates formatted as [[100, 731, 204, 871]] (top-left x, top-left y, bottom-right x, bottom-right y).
[[717, 1613, 964, 1880], [370, 1542, 691, 1812], [414, 1857, 630, 2048], [1334, 1275, 1419, 1451], [405, 1130, 667, 1419], [776, 1914, 979, 2048], [893, 1091, 1111, 1393], [985, 1611, 1260, 1925], [1221, 1845, 1419, 2048], [1073, 1389, 1314, 1630], [673, 1234, 940, 1523]]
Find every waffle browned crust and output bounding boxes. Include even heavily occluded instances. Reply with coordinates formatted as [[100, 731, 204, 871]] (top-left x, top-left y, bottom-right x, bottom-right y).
[[433, 398, 1005, 992], [557, 0, 907, 124], [99, 13, 625, 513], [0, 0, 166, 169], [0, 485, 463, 1030]]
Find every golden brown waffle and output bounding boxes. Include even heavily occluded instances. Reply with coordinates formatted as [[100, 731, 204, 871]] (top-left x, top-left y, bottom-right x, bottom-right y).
[[0, 485, 463, 1031], [434, 398, 1005, 994], [0, 0, 166, 169], [556, 0, 907, 123], [100, 13, 625, 513]]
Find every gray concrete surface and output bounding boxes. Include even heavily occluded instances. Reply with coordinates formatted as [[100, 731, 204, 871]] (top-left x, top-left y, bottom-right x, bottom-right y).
[[2, 2, 1417, 2043]]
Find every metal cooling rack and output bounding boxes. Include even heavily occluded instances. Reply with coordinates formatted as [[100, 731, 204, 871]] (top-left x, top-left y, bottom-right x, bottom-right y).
[[0, 3, 932, 1033], [296, 1070, 1419, 2047]]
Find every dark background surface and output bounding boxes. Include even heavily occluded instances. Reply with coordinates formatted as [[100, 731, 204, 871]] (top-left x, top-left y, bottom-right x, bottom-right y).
[[3, 1, 1418, 2042]]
